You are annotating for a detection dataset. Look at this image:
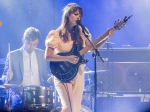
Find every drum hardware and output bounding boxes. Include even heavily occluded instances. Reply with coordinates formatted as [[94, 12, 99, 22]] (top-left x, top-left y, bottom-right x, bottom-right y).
[[2, 84, 21, 111], [47, 76, 61, 107], [0, 85, 6, 111], [23, 85, 54, 111], [53, 86, 61, 107], [84, 69, 108, 91], [83, 69, 108, 111], [3, 84, 20, 89], [83, 70, 95, 111], [82, 86, 94, 111], [50, 105, 92, 112]]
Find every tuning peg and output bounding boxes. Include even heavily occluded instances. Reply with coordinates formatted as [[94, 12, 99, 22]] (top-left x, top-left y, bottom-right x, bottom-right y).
[[123, 16, 126, 21]]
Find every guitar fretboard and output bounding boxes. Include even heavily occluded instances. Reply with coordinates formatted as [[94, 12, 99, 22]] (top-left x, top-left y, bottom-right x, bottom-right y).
[[79, 30, 110, 56]]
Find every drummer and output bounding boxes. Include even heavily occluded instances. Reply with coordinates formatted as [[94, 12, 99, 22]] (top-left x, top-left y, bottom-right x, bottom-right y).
[[1, 27, 50, 111]]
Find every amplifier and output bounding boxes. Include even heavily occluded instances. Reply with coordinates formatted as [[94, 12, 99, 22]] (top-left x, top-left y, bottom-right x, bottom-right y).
[[97, 62, 150, 92], [95, 48, 150, 92], [97, 47, 150, 62]]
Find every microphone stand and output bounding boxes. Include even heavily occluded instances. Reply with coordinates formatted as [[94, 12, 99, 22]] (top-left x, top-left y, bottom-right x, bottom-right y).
[[81, 26, 104, 112]]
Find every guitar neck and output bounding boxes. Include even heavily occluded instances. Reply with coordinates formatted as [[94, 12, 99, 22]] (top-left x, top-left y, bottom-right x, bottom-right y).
[[79, 30, 110, 56]]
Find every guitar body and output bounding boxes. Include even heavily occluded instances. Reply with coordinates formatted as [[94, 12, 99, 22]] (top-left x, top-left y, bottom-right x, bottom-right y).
[[50, 44, 88, 82]]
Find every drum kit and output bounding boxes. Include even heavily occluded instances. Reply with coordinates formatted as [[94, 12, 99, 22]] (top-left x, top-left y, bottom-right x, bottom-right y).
[[0, 82, 54, 112], [23, 85, 54, 111], [82, 69, 108, 112], [0, 83, 93, 112], [0, 83, 21, 111], [0, 68, 107, 112]]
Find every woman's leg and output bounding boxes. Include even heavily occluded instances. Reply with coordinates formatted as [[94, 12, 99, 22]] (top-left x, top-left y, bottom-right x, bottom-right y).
[[54, 77, 74, 112], [72, 73, 84, 112]]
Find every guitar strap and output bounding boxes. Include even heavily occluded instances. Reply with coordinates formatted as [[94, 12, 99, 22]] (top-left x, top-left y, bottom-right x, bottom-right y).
[[73, 40, 76, 46]]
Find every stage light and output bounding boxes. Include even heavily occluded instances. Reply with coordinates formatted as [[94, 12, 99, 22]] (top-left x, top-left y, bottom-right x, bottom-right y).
[[0, 21, 2, 26]]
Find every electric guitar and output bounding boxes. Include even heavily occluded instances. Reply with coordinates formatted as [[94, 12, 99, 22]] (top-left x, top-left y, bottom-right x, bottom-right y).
[[50, 15, 132, 82]]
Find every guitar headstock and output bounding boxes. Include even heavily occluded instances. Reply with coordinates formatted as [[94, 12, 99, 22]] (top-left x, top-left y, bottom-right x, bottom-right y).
[[114, 15, 133, 30]]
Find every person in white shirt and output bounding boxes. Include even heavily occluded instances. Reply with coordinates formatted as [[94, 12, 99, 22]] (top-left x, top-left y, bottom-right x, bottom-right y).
[[1, 27, 50, 111]]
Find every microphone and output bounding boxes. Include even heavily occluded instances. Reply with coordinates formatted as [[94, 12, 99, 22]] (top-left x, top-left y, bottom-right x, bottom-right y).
[[76, 20, 89, 36]]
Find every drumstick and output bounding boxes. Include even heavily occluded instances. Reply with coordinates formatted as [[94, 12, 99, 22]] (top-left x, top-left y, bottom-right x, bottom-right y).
[[8, 43, 11, 70], [7, 43, 11, 83]]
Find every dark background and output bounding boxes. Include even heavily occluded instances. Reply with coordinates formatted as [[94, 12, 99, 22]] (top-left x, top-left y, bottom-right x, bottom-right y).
[[0, 0, 150, 58]]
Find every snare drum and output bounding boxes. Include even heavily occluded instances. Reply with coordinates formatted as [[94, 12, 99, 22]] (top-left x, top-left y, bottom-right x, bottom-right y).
[[50, 105, 92, 112], [0, 86, 6, 111], [23, 86, 53, 110]]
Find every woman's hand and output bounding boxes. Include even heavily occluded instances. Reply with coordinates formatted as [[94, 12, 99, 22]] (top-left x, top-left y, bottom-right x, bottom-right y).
[[67, 55, 79, 64], [7, 69, 13, 81], [108, 28, 115, 37]]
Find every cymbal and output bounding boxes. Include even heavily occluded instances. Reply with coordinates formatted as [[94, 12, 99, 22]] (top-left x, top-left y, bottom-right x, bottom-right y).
[[84, 70, 108, 75], [3, 84, 20, 89]]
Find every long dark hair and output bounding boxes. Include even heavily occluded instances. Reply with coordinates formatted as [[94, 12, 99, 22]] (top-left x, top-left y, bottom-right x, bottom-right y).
[[58, 3, 84, 45]]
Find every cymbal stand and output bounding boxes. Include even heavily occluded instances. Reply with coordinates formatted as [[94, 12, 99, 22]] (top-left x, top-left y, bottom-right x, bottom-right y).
[[5, 44, 11, 111], [86, 73, 94, 110], [88, 74, 93, 109], [87, 74, 91, 87], [5, 88, 11, 111]]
